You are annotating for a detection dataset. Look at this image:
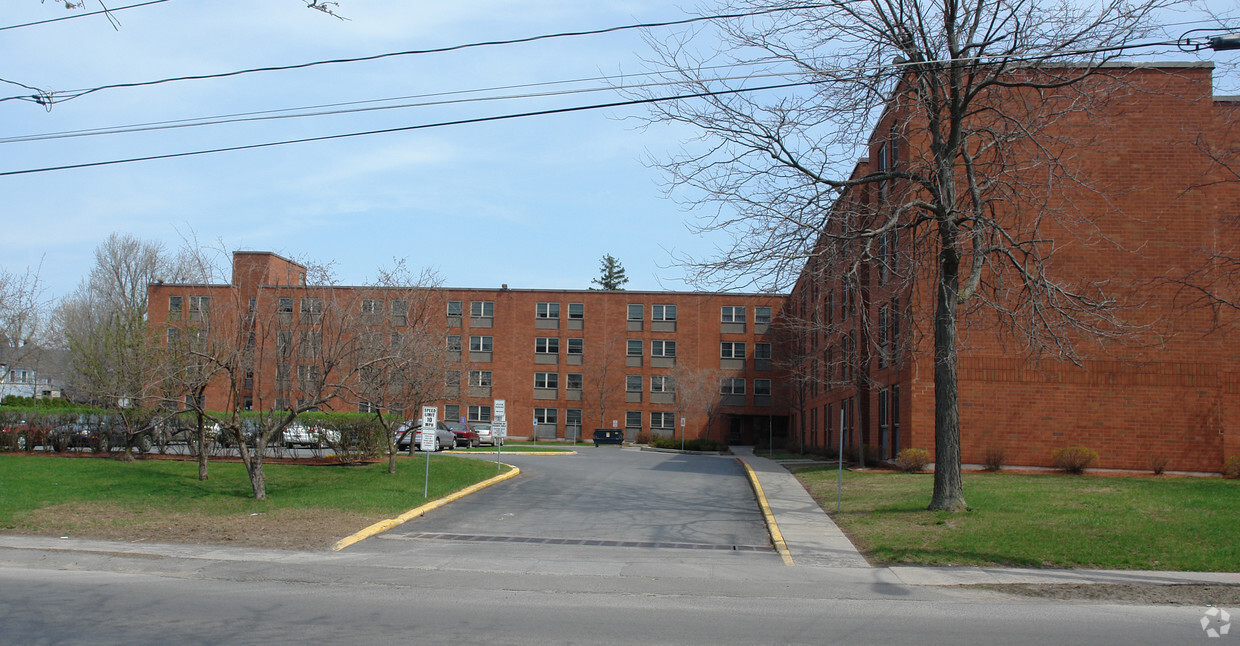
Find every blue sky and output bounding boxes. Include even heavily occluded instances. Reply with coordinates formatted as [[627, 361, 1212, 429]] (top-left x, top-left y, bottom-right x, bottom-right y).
[[2, 1, 1236, 303]]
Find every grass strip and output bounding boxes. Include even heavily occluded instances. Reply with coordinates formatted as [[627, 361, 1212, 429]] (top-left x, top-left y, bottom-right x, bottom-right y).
[[792, 467, 1240, 572]]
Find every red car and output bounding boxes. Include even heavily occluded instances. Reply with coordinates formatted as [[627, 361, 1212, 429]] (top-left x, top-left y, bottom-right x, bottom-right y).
[[441, 421, 480, 448]]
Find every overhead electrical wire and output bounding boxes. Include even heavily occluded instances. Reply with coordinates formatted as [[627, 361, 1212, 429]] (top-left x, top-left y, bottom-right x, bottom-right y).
[[0, 3, 837, 106], [0, 64, 802, 145], [0, 36, 1193, 178], [0, 0, 174, 32]]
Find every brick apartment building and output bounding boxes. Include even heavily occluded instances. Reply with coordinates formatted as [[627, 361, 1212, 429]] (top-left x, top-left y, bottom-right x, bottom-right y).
[[148, 251, 786, 443], [783, 62, 1240, 473]]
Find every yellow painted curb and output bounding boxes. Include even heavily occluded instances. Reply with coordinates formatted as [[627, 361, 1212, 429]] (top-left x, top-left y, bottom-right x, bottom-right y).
[[737, 458, 795, 567], [331, 465, 520, 551]]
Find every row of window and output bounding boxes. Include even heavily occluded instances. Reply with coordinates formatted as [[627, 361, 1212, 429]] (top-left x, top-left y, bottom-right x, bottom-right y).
[[623, 375, 771, 396]]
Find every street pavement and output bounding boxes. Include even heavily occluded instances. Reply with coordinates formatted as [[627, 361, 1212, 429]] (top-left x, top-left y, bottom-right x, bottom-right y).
[[0, 446, 1235, 644]]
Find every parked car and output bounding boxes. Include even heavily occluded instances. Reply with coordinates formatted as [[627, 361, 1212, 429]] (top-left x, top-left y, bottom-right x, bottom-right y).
[[473, 423, 503, 447], [442, 421, 480, 448], [46, 414, 157, 453], [395, 420, 454, 452], [283, 423, 338, 449]]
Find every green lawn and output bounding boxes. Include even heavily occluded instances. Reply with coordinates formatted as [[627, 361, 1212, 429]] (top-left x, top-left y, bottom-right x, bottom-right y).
[[0, 454, 510, 539], [792, 467, 1240, 571]]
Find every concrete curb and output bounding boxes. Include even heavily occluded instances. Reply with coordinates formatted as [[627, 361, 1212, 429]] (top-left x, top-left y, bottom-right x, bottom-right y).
[[737, 457, 795, 567], [331, 465, 521, 551]]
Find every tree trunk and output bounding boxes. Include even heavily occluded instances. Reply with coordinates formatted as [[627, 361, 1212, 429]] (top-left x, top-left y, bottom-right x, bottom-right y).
[[928, 241, 967, 512], [246, 447, 267, 501], [195, 412, 208, 481]]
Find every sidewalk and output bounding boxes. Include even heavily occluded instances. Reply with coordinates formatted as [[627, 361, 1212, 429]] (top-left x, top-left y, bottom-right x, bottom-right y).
[[732, 446, 1240, 586], [734, 446, 870, 568]]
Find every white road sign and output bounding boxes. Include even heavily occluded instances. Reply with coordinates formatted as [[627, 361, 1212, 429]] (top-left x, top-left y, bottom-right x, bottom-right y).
[[491, 420, 508, 438], [420, 405, 438, 452]]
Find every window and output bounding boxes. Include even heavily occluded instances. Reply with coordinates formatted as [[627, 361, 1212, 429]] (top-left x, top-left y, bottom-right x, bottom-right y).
[[651, 340, 676, 357], [168, 296, 183, 320], [297, 364, 322, 388], [625, 375, 642, 392], [536, 302, 560, 319], [445, 404, 460, 421], [278, 297, 294, 315], [446, 370, 460, 388], [277, 331, 294, 357], [721, 378, 746, 395], [361, 299, 381, 315], [447, 301, 463, 316], [471, 301, 494, 317], [469, 370, 492, 387], [470, 335, 493, 352], [721, 342, 747, 359], [469, 405, 492, 422], [755, 379, 772, 397], [566, 373, 583, 390], [626, 340, 642, 356], [652, 304, 676, 321], [534, 408, 557, 425], [391, 299, 408, 326], [566, 408, 582, 428], [651, 412, 675, 429], [300, 297, 322, 318], [568, 303, 584, 320], [446, 335, 462, 352], [535, 337, 559, 354], [166, 327, 180, 344], [625, 411, 642, 428], [276, 364, 291, 389], [300, 330, 322, 357], [650, 375, 674, 393], [755, 306, 771, 325], [755, 342, 772, 360], [721, 306, 745, 323], [567, 338, 583, 355], [535, 372, 559, 389], [879, 305, 890, 368], [627, 304, 642, 320], [189, 295, 210, 315]]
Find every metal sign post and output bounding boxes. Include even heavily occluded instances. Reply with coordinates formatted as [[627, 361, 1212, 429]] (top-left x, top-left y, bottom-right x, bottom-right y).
[[493, 399, 506, 470], [420, 405, 438, 498], [680, 417, 686, 451]]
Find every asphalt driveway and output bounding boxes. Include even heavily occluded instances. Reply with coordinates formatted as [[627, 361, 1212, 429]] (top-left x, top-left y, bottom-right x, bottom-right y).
[[375, 446, 772, 552]]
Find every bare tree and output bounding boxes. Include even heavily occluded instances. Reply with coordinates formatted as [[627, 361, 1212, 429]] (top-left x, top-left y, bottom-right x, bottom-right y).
[[669, 364, 725, 445], [636, 0, 1185, 511], [347, 261, 449, 474], [173, 261, 370, 499], [584, 335, 621, 433]]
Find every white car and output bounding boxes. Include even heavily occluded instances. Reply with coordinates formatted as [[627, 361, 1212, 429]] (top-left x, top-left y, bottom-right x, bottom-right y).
[[473, 423, 503, 447], [283, 423, 339, 449]]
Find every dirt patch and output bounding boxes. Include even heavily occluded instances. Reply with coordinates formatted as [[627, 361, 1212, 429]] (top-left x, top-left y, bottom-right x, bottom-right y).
[[973, 583, 1240, 606], [8, 502, 384, 551]]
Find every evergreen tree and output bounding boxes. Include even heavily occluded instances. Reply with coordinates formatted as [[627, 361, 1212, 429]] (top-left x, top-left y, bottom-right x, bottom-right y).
[[590, 254, 629, 290]]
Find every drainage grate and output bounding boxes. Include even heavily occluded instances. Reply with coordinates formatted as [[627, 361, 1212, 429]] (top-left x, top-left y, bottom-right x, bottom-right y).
[[394, 532, 774, 552]]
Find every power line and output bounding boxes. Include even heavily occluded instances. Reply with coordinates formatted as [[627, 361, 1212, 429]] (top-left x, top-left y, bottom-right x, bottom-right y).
[[0, 79, 820, 177], [0, 3, 833, 107], [0, 36, 1194, 177], [0, 0, 173, 32], [0, 64, 801, 145]]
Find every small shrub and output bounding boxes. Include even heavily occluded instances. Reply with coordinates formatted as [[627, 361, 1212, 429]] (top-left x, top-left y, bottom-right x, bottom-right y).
[[894, 448, 932, 473], [983, 447, 1007, 472], [648, 437, 727, 452], [1148, 455, 1169, 476], [1052, 446, 1098, 474], [634, 432, 654, 445], [1223, 455, 1240, 478]]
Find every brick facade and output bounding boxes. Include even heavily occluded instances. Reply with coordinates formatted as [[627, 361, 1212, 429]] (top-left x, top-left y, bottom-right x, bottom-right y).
[[148, 252, 786, 443], [783, 63, 1240, 472]]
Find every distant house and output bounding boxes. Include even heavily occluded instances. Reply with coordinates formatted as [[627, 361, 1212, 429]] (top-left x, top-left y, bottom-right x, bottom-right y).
[[0, 347, 68, 401]]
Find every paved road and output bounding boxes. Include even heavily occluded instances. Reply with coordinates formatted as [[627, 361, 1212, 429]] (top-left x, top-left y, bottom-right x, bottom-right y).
[[0, 447, 1231, 644], [383, 447, 770, 546]]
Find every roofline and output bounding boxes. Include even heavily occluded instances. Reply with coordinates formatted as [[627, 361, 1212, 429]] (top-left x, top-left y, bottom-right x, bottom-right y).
[[147, 282, 786, 298]]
